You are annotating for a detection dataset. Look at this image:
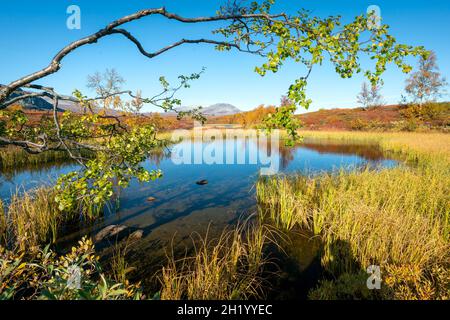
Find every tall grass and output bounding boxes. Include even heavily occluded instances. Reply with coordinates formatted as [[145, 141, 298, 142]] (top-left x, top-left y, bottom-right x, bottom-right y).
[[299, 131, 450, 164], [110, 240, 136, 285], [5, 187, 63, 250], [159, 222, 270, 300], [256, 177, 311, 231], [257, 131, 450, 299], [0, 147, 78, 170], [0, 187, 83, 251], [0, 200, 6, 245]]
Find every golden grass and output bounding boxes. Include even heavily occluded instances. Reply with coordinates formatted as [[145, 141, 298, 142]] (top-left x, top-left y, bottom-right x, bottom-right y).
[[257, 131, 450, 299], [299, 130, 450, 164], [0, 146, 77, 170], [3, 187, 62, 250], [159, 222, 270, 300], [110, 240, 136, 285]]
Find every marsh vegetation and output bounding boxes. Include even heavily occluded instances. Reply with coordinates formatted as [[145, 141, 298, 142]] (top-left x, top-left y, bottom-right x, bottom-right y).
[[1, 131, 448, 300]]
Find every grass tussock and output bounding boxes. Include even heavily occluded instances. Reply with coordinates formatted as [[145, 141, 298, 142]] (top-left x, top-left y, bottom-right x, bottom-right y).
[[159, 222, 270, 300], [257, 131, 450, 299], [0, 187, 79, 251], [6, 187, 61, 250], [110, 240, 137, 285]]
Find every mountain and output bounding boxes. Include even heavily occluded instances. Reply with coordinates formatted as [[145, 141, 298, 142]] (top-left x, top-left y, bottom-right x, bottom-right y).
[[1, 86, 121, 115], [175, 103, 241, 116], [2, 87, 57, 110], [203, 103, 241, 116], [2, 86, 242, 117]]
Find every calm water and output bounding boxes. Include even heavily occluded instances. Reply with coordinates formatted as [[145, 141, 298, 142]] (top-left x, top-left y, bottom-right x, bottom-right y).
[[0, 138, 397, 235], [0, 138, 398, 292]]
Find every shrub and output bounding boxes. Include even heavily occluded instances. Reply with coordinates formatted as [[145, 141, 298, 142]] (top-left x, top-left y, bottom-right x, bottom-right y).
[[0, 237, 142, 300], [400, 102, 448, 122], [350, 119, 369, 131]]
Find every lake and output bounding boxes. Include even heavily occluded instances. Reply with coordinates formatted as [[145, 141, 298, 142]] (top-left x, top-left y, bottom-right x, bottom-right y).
[[0, 137, 398, 292], [0, 137, 398, 236]]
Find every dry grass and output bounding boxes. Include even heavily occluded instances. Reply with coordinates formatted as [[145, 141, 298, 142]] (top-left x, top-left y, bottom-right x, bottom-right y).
[[159, 222, 270, 300], [257, 131, 450, 299], [0, 146, 79, 170], [3, 187, 62, 250], [299, 131, 450, 163]]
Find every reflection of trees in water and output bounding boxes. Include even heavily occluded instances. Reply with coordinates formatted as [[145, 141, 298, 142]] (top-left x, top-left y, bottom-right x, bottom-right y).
[[258, 140, 296, 170], [279, 144, 296, 170], [0, 161, 77, 182], [147, 147, 170, 166], [0, 146, 170, 194], [259, 140, 388, 170], [301, 142, 386, 161]]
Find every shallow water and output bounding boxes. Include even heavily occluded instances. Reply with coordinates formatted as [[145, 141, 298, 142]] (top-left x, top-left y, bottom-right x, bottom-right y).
[[0, 138, 397, 291], [0, 138, 396, 231]]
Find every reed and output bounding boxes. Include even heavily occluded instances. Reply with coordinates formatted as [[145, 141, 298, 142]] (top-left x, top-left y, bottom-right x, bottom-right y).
[[256, 177, 310, 231], [257, 131, 450, 299], [110, 240, 136, 285], [299, 131, 450, 163], [159, 222, 269, 300], [0, 147, 76, 170], [6, 187, 63, 250]]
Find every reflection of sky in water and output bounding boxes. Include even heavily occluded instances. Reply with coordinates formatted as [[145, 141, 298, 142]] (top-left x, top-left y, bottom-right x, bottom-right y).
[[0, 139, 397, 235]]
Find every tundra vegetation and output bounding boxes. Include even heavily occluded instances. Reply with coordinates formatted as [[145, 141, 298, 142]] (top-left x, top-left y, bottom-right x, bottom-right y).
[[0, 1, 447, 300], [257, 131, 450, 300]]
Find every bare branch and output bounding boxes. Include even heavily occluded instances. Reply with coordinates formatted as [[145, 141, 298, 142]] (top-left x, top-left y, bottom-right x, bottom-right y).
[[109, 29, 263, 58], [0, 7, 290, 104], [0, 136, 47, 154]]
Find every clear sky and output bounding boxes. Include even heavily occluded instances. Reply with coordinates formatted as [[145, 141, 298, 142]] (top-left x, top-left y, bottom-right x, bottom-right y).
[[0, 0, 449, 113]]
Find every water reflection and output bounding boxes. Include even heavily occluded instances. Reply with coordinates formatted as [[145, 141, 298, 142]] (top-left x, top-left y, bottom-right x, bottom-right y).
[[1, 138, 397, 219], [301, 140, 387, 161], [1, 138, 397, 245], [1, 138, 399, 293]]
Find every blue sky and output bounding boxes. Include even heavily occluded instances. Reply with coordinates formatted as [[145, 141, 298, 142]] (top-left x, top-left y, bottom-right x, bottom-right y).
[[0, 0, 449, 113]]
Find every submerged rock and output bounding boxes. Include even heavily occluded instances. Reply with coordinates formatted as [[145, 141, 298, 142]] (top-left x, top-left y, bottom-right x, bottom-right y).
[[93, 225, 145, 252], [196, 180, 208, 185], [94, 225, 128, 243]]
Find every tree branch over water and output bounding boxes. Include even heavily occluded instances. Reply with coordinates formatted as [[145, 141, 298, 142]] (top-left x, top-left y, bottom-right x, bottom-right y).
[[0, 7, 291, 103], [0, 0, 429, 216]]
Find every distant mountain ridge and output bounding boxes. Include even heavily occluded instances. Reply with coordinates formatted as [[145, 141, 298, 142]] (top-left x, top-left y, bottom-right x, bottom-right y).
[[200, 103, 241, 116], [2, 87, 57, 110], [176, 103, 241, 116], [2, 86, 241, 117]]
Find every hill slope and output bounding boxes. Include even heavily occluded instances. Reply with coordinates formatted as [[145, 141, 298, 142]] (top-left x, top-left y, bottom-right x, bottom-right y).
[[297, 103, 449, 130], [209, 103, 450, 131]]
